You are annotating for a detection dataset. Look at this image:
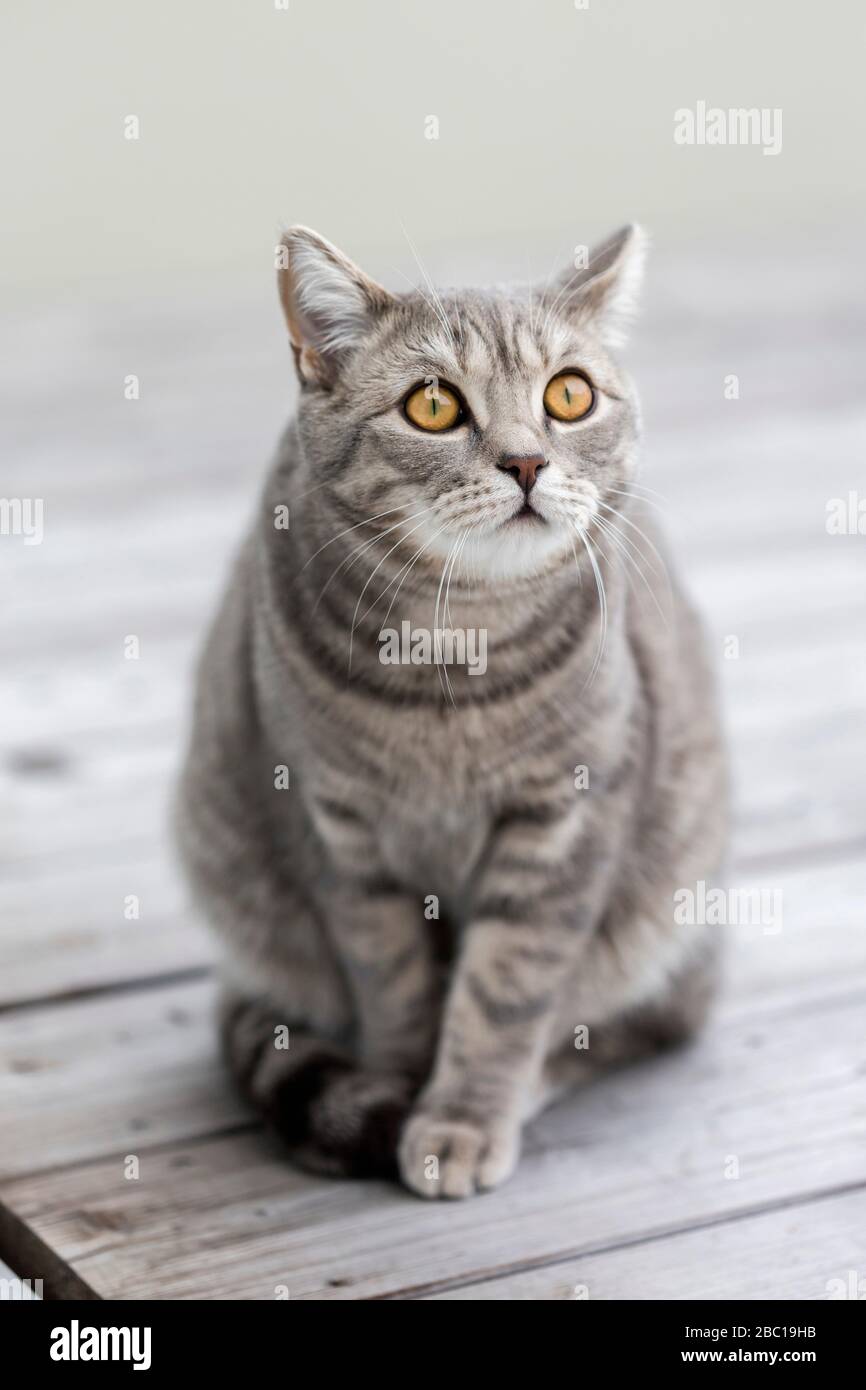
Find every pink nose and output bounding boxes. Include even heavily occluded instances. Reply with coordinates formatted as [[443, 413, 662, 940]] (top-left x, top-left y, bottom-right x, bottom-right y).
[[497, 453, 547, 495]]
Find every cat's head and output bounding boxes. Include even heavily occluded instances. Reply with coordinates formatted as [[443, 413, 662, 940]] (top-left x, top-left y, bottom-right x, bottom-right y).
[[277, 224, 645, 581]]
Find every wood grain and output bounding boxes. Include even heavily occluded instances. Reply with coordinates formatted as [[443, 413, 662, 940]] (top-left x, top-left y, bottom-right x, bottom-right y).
[[429, 1188, 866, 1301], [1, 981, 864, 1299]]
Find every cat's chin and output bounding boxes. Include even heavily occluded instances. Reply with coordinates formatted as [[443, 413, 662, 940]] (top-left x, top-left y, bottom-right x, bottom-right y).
[[457, 520, 572, 583]]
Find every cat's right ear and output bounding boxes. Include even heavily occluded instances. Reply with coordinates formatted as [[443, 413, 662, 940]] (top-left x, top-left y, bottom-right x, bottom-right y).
[[276, 228, 395, 387], [543, 224, 647, 349]]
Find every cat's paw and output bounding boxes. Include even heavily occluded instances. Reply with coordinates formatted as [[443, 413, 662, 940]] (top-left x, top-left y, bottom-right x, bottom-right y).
[[271, 1065, 418, 1180], [398, 1109, 520, 1199]]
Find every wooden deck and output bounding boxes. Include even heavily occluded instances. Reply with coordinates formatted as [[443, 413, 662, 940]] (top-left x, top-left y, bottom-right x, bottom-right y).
[[2, 247, 865, 1299]]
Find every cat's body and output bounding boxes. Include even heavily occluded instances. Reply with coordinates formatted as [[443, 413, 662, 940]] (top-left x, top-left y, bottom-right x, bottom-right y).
[[177, 226, 727, 1197]]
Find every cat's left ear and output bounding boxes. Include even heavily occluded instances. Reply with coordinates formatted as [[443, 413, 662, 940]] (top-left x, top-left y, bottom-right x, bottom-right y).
[[277, 227, 396, 387], [546, 224, 647, 349]]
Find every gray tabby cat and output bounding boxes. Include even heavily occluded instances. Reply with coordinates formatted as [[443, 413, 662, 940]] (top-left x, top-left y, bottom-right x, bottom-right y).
[[176, 224, 727, 1199]]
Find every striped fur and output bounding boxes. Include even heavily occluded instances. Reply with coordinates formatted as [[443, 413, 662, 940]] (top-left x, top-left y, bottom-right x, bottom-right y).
[[176, 226, 727, 1197]]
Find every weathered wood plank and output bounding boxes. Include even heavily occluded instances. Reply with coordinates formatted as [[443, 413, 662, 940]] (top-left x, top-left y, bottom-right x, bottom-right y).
[[1, 970, 863, 1299], [0, 847, 212, 1008], [428, 1188, 866, 1300], [719, 857, 866, 1016], [0, 979, 242, 1181]]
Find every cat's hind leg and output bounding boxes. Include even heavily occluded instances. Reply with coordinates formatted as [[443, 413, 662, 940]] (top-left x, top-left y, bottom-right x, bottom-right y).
[[220, 991, 418, 1178], [528, 940, 721, 1120]]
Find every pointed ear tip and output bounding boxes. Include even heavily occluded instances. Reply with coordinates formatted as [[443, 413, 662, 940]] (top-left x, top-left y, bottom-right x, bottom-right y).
[[620, 222, 648, 249], [278, 224, 325, 250], [591, 222, 648, 273], [629, 223, 650, 258]]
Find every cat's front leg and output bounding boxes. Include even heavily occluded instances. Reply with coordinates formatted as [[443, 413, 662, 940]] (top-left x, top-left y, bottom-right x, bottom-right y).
[[322, 875, 444, 1078], [399, 803, 620, 1199], [397, 919, 568, 1197], [309, 792, 446, 1076]]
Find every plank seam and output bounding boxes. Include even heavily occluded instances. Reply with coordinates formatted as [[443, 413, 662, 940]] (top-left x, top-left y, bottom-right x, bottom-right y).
[[378, 1178, 866, 1300], [0, 1121, 258, 1191], [0, 964, 212, 1019]]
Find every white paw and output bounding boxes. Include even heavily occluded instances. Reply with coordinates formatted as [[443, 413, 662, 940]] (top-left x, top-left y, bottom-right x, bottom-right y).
[[398, 1110, 520, 1199]]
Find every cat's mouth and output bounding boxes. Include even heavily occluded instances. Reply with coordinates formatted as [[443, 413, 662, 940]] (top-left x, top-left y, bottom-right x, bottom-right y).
[[506, 501, 546, 526]]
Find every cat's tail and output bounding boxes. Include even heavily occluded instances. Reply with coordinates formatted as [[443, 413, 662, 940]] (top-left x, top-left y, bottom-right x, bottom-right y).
[[220, 992, 415, 1178]]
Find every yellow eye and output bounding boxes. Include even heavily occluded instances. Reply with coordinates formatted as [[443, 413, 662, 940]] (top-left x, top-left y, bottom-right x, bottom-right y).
[[543, 372, 595, 422], [404, 381, 463, 432]]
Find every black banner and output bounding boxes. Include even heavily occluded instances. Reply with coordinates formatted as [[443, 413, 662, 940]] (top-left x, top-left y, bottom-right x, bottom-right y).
[[4, 1298, 860, 1374]]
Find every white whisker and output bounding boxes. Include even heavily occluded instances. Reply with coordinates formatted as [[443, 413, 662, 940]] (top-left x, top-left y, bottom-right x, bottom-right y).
[[298, 501, 407, 578], [347, 515, 432, 674], [596, 498, 674, 613], [574, 522, 607, 687], [433, 532, 463, 706], [370, 524, 450, 631], [593, 514, 667, 626], [399, 223, 462, 355], [608, 482, 669, 517], [312, 506, 434, 612]]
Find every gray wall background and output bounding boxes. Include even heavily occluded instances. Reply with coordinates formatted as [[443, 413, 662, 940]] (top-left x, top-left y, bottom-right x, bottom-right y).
[[3, 0, 864, 297]]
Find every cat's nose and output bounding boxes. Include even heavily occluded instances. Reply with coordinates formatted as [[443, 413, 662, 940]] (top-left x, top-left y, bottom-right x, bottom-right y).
[[497, 453, 547, 495]]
